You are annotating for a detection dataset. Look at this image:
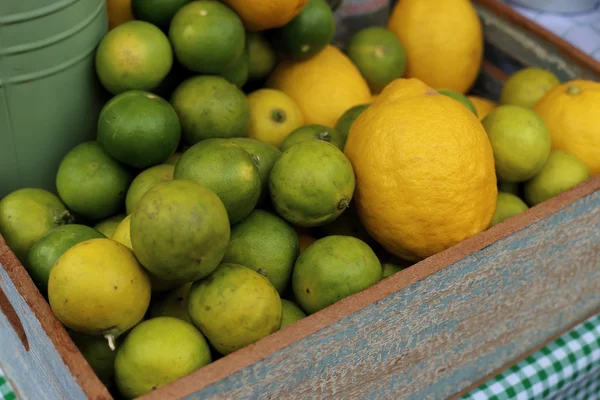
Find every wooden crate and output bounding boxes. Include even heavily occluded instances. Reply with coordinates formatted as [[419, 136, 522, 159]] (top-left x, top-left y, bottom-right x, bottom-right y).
[[1, 1, 599, 399]]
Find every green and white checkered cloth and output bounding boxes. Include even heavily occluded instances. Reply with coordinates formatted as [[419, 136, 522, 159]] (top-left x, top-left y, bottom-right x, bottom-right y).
[[0, 367, 16, 400], [463, 313, 600, 400]]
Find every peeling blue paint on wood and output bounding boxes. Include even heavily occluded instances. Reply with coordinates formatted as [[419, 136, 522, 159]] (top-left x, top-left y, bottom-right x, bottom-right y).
[[0, 267, 87, 400], [178, 191, 600, 400]]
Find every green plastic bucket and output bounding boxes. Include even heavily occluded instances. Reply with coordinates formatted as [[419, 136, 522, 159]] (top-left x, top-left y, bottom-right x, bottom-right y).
[[0, 0, 108, 198]]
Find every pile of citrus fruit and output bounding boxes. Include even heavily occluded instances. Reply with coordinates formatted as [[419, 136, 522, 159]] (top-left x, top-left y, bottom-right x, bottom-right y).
[[0, 0, 598, 397]]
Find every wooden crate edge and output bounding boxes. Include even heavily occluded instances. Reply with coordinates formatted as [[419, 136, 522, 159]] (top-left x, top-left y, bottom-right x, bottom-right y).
[[474, 0, 600, 76], [0, 239, 112, 399]]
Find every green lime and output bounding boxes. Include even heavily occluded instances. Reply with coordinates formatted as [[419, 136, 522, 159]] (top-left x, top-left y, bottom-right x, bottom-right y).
[[221, 42, 249, 88], [171, 75, 250, 145], [438, 88, 478, 116], [292, 235, 382, 314], [229, 138, 281, 206], [56, 141, 133, 220], [173, 139, 261, 224], [98, 91, 181, 169], [491, 192, 529, 226], [149, 282, 193, 323], [346, 27, 406, 93], [222, 210, 299, 294], [115, 317, 212, 398], [169, 1, 245, 74], [382, 263, 404, 278], [131, 180, 230, 284], [524, 151, 591, 206], [188, 263, 282, 355], [247, 32, 276, 82], [482, 105, 551, 182], [93, 214, 126, 238], [500, 67, 561, 108], [279, 124, 344, 152], [125, 164, 174, 215], [270, 0, 335, 60], [26, 225, 105, 293], [281, 299, 306, 328], [335, 104, 369, 147], [131, 0, 190, 30], [0, 188, 72, 262], [95, 21, 173, 95], [269, 140, 355, 227], [70, 331, 119, 388]]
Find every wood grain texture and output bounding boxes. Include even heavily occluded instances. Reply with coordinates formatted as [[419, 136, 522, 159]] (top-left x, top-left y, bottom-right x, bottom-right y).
[[0, 238, 110, 400], [0, 268, 88, 400], [141, 178, 600, 400]]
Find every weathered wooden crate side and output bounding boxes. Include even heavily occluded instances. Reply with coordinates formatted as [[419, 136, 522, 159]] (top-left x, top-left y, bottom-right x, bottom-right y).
[[143, 177, 600, 400], [0, 244, 110, 400]]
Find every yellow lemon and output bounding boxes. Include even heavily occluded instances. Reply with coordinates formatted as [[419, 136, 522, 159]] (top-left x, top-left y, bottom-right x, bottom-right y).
[[533, 80, 600, 175], [268, 45, 371, 127], [112, 215, 132, 249], [345, 78, 497, 261], [48, 238, 151, 348], [221, 0, 308, 32], [467, 96, 497, 120], [247, 89, 304, 147], [388, 0, 483, 93]]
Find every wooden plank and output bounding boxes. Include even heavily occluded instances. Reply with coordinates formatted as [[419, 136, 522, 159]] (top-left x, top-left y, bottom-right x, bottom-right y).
[[142, 178, 600, 400], [0, 268, 89, 400], [0, 240, 111, 400]]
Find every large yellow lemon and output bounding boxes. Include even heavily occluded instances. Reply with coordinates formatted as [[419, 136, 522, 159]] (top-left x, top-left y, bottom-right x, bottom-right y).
[[344, 79, 497, 261], [268, 45, 371, 128], [388, 0, 483, 93]]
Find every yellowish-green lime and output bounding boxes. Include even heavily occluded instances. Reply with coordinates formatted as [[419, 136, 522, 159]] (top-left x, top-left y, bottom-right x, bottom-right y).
[[482, 105, 551, 182], [173, 138, 261, 224], [500, 67, 561, 108], [229, 137, 281, 205], [281, 299, 306, 328], [125, 164, 174, 215], [524, 151, 591, 206], [491, 192, 529, 226], [188, 263, 282, 355], [292, 235, 382, 314], [280, 124, 344, 152], [115, 317, 212, 398], [222, 209, 299, 294]]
